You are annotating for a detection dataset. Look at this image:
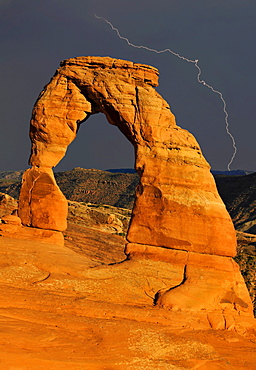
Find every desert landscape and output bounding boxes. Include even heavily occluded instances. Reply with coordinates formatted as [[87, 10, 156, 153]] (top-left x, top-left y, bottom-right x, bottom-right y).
[[0, 56, 255, 369]]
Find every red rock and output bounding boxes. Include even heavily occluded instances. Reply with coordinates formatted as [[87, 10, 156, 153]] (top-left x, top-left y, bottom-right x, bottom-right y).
[[155, 252, 253, 314], [19, 166, 67, 231], [21, 56, 236, 257], [0, 232, 255, 368], [0, 223, 64, 246], [17, 56, 253, 317], [1, 214, 21, 226], [0, 192, 18, 217]]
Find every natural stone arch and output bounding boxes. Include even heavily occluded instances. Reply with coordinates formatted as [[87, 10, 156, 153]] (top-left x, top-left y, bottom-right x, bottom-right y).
[[19, 56, 236, 257], [18, 56, 254, 316]]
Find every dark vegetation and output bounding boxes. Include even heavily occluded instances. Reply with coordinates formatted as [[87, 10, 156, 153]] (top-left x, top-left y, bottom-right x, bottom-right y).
[[235, 232, 256, 315], [54, 167, 139, 209], [215, 172, 256, 233], [0, 171, 23, 199]]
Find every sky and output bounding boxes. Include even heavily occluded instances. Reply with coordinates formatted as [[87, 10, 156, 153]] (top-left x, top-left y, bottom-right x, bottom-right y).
[[0, 0, 255, 172]]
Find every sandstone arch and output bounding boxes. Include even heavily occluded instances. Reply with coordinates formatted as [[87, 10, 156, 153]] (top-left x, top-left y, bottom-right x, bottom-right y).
[[19, 56, 236, 256], [18, 57, 254, 317]]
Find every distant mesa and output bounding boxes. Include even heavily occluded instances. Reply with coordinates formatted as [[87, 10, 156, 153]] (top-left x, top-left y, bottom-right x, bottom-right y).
[[4, 55, 253, 327]]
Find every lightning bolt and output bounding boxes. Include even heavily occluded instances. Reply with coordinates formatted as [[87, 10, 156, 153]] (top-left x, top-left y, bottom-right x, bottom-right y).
[[95, 14, 237, 171]]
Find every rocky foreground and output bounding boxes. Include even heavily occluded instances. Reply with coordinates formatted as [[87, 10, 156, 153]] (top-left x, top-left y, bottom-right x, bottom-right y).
[[0, 222, 255, 369], [0, 199, 255, 369], [1, 194, 255, 314]]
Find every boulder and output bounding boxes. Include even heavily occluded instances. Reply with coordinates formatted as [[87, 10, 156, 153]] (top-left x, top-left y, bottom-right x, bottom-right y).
[[0, 192, 18, 217]]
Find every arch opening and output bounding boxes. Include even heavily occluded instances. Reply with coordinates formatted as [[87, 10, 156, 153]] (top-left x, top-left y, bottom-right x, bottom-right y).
[[54, 113, 135, 172]]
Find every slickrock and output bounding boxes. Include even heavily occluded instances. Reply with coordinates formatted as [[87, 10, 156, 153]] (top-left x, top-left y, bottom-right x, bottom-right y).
[[17, 56, 255, 323], [0, 232, 255, 369], [0, 222, 64, 246]]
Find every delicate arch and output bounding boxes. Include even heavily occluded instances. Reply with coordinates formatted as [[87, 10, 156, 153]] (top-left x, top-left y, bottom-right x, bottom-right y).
[[19, 56, 236, 258]]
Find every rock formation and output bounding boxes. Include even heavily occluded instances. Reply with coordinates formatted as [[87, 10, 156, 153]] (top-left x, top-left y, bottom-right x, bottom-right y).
[[18, 56, 254, 322], [0, 192, 18, 217]]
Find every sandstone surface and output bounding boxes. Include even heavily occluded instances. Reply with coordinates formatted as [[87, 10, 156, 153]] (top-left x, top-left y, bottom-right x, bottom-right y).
[[0, 193, 255, 366], [1, 214, 21, 225], [0, 225, 255, 369], [17, 56, 254, 319]]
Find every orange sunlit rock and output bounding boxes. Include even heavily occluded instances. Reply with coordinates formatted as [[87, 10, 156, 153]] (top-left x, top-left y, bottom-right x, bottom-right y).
[[17, 56, 254, 318], [23, 56, 235, 257]]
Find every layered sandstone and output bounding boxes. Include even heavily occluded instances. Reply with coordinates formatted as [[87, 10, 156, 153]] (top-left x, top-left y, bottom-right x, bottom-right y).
[[21, 56, 236, 255], [17, 56, 254, 318], [19, 167, 67, 231]]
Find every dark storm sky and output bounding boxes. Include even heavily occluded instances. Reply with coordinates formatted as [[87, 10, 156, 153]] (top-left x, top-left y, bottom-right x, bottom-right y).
[[1, 0, 255, 172]]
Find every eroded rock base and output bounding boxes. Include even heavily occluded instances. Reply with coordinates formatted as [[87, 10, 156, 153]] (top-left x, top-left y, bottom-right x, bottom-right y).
[[19, 166, 68, 231], [1, 231, 254, 333], [126, 243, 254, 325], [0, 223, 64, 246]]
